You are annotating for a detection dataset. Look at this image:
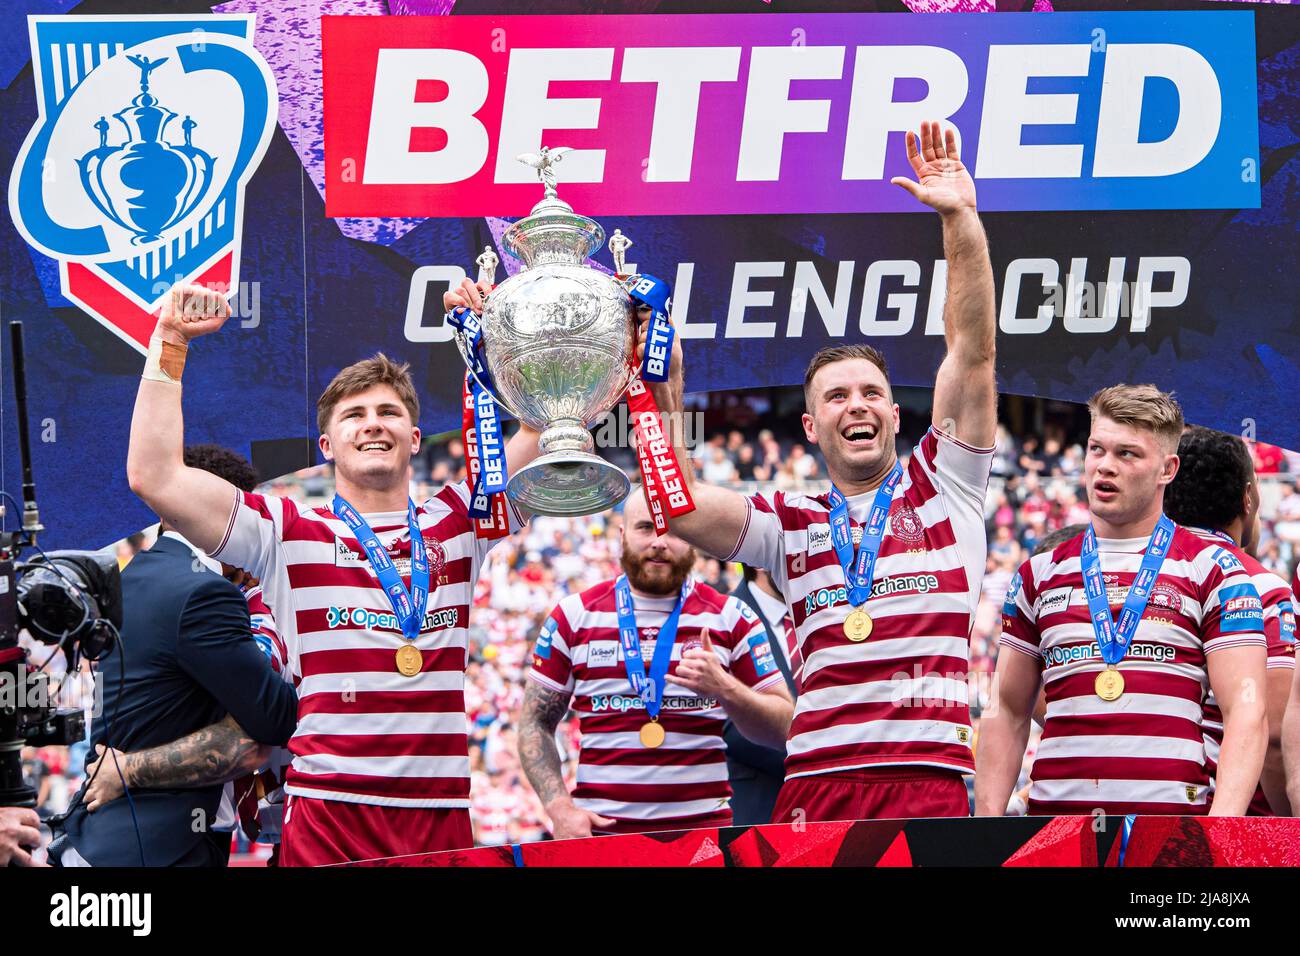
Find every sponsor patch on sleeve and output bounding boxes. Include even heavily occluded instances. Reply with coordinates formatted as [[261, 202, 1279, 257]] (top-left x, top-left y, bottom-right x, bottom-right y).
[[1279, 600, 1296, 644], [534, 616, 558, 660], [1002, 572, 1023, 617], [1218, 583, 1265, 633], [748, 633, 778, 678]]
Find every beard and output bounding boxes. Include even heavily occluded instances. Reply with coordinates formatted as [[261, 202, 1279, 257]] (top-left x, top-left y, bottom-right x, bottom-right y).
[[621, 547, 696, 595]]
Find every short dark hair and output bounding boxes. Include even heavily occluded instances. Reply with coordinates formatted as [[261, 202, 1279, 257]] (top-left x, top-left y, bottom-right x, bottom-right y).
[[803, 344, 891, 409], [183, 444, 259, 493], [1033, 523, 1087, 557], [1164, 426, 1252, 531]]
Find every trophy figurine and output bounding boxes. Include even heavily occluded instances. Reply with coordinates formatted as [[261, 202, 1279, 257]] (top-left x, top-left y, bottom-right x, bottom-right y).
[[475, 245, 499, 285], [451, 147, 636, 516]]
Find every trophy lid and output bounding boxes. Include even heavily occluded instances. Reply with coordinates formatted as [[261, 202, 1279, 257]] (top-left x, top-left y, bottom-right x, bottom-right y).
[[503, 147, 605, 267]]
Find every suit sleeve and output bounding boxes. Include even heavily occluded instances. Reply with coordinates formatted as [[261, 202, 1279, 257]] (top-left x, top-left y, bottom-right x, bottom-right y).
[[175, 577, 299, 745]]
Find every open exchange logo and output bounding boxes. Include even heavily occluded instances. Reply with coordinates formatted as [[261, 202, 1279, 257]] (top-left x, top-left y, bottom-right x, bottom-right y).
[[8, 15, 276, 352]]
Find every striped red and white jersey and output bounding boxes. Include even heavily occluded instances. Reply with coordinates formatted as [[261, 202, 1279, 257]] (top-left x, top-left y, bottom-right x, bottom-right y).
[[727, 427, 993, 781], [1000, 525, 1268, 815], [211, 481, 522, 809], [1191, 531, 1296, 815], [528, 578, 785, 827]]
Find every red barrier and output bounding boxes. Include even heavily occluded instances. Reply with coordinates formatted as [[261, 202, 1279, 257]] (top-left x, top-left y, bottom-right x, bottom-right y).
[[334, 816, 1300, 867]]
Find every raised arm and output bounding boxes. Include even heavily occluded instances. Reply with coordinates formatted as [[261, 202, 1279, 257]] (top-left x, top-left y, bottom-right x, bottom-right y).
[[973, 647, 1042, 816], [82, 714, 269, 813], [517, 680, 613, 840], [127, 283, 242, 552], [891, 121, 997, 449], [637, 310, 752, 560]]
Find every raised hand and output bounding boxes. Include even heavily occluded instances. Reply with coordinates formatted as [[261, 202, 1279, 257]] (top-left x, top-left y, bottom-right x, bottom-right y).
[[634, 304, 683, 382], [890, 120, 977, 216], [156, 282, 232, 345], [443, 276, 492, 315]]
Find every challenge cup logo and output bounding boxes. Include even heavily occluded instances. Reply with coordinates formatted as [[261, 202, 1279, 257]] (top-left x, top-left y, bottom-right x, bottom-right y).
[[9, 15, 277, 353], [77, 54, 217, 246]]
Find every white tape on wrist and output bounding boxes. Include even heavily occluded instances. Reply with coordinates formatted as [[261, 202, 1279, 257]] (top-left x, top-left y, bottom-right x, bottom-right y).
[[142, 335, 187, 384]]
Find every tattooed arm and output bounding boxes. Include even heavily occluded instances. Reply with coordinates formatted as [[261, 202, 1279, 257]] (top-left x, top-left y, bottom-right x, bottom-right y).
[[83, 714, 269, 813], [517, 681, 614, 840]]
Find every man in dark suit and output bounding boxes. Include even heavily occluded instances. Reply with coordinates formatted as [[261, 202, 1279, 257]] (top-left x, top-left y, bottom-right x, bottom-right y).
[[53, 446, 296, 866], [725, 564, 799, 826]]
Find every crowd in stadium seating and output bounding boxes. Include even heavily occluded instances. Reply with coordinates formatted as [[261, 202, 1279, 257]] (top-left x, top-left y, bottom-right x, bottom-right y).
[[20, 392, 1300, 850]]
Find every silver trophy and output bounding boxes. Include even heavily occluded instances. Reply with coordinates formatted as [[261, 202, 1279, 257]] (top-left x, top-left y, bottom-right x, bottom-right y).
[[452, 146, 636, 516]]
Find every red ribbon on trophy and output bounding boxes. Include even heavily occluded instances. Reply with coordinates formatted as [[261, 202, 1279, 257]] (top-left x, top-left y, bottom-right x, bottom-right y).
[[461, 379, 511, 540]]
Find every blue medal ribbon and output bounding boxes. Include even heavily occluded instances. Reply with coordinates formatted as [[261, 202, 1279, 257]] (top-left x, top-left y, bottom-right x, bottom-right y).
[[332, 495, 430, 643], [1080, 514, 1176, 666], [447, 306, 508, 515], [826, 463, 904, 609], [625, 273, 674, 383], [614, 574, 692, 720]]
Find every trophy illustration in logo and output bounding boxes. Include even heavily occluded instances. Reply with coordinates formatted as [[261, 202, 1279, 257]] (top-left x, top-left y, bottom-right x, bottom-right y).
[[76, 54, 216, 245], [452, 146, 637, 516]]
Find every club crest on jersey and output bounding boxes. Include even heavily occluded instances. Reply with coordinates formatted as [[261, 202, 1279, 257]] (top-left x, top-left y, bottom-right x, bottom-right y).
[[423, 537, 447, 583], [8, 15, 276, 353], [1146, 581, 1185, 620], [889, 503, 926, 548]]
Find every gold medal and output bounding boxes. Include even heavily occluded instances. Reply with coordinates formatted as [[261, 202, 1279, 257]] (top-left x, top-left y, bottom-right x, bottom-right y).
[[844, 608, 873, 642], [639, 720, 666, 749], [395, 643, 423, 677], [1095, 666, 1124, 701]]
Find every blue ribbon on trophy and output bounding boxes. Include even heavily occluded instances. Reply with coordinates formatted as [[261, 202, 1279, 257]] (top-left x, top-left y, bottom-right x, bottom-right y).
[[446, 246, 508, 519], [610, 230, 675, 384]]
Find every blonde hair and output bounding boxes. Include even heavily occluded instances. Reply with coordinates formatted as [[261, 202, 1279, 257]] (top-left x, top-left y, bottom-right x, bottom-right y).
[[1087, 384, 1184, 452], [316, 353, 419, 434]]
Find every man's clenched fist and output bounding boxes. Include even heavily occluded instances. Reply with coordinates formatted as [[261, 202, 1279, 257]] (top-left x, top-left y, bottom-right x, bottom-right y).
[[156, 282, 232, 346]]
